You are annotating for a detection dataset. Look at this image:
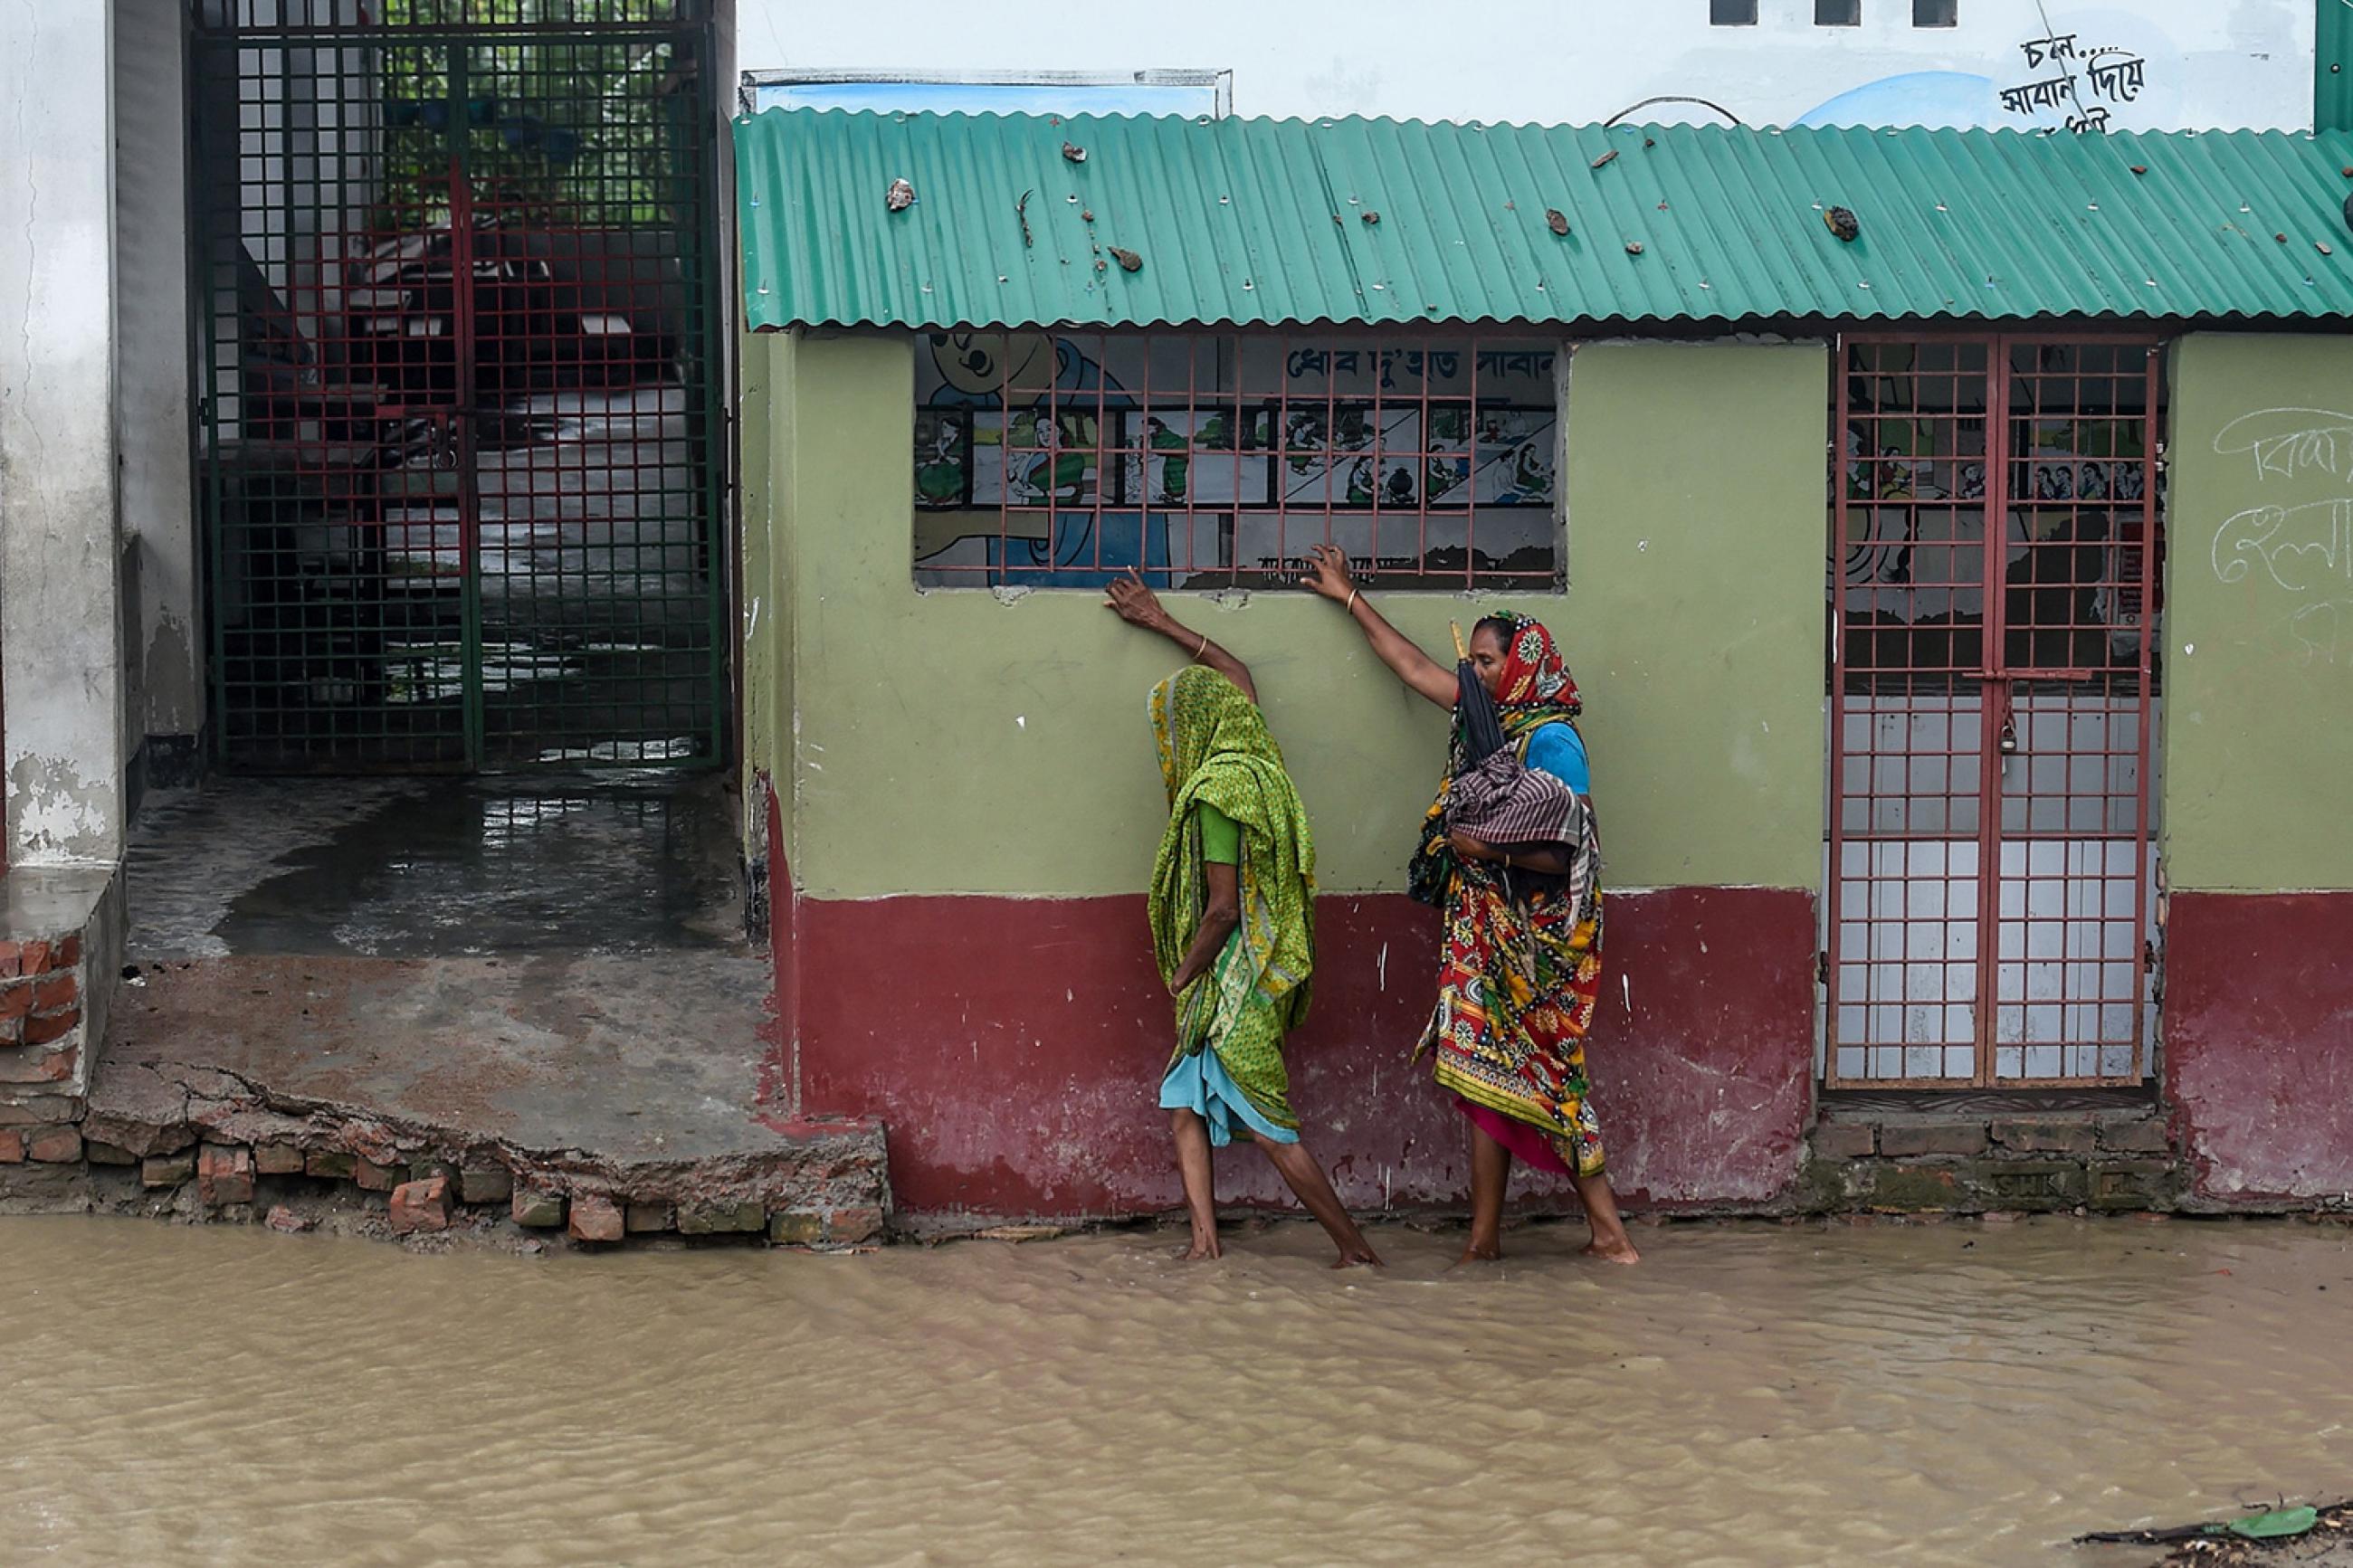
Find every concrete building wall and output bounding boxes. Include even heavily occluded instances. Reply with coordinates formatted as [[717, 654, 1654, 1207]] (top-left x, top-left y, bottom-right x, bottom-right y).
[[749, 329, 1825, 1217], [1, 0, 129, 868], [734, 0, 2310, 133], [2160, 331, 2353, 1203]]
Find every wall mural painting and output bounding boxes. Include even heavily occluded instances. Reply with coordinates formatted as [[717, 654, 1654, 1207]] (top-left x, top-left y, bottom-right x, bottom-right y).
[[912, 333, 1559, 590]]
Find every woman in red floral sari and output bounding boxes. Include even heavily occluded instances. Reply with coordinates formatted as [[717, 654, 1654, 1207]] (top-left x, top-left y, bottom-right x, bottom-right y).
[[1304, 545, 1639, 1266]]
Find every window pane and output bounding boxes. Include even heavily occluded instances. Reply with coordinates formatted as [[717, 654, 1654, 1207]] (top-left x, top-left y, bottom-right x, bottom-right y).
[[1817, 0, 1861, 23], [913, 332, 1562, 592], [1914, 0, 1957, 24], [1710, 0, 1758, 24]]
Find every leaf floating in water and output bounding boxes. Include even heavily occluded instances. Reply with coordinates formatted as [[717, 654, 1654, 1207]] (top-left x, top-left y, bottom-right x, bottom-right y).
[[1109, 245, 1144, 272], [1591, 148, 1620, 170], [1546, 208, 1571, 236], [2223, 1507, 2320, 1542]]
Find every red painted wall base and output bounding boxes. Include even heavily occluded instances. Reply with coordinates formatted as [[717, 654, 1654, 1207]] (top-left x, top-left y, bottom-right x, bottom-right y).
[[785, 885, 1816, 1218], [2165, 891, 2353, 1204]]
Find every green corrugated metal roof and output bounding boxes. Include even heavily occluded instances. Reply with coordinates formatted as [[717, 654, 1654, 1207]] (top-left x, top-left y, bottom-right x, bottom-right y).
[[735, 108, 2353, 332]]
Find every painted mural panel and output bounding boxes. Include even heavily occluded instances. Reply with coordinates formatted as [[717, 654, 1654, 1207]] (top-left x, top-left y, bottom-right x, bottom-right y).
[[911, 331, 1558, 590]]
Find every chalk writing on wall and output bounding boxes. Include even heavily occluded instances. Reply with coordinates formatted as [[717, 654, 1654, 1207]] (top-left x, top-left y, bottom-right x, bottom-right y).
[[2210, 408, 2353, 664]]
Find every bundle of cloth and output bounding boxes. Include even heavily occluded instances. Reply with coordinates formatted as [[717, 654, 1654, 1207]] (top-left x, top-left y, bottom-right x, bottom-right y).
[[1441, 641, 1596, 912]]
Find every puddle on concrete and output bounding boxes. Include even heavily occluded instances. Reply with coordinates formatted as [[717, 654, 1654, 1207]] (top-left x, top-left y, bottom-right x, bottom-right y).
[[3, 1216, 2348, 1566], [129, 774, 742, 960]]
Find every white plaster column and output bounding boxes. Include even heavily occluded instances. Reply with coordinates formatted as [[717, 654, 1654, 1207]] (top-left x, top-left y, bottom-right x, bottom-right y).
[[1, 0, 127, 865]]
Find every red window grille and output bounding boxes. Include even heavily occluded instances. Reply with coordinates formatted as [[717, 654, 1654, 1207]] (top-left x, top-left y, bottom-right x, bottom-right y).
[[1827, 334, 2164, 1088], [910, 331, 1563, 592]]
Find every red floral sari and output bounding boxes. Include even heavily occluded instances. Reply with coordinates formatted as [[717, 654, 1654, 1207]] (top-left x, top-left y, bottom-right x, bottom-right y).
[[1407, 616, 1606, 1178]]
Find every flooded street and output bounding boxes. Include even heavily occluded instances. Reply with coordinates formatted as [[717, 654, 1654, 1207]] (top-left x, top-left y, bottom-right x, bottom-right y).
[[3, 1216, 2348, 1567]]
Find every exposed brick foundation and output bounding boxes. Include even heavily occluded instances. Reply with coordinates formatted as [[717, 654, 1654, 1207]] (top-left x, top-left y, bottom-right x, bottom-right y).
[[1796, 1104, 2190, 1214]]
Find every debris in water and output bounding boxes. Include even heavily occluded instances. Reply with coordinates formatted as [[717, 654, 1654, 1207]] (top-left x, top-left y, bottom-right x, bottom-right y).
[[1546, 208, 1571, 236], [1625, 240, 1644, 255], [2075, 1500, 2345, 1565], [1824, 205, 1861, 242], [1081, 207, 1093, 222], [1015, 188, 1034, 247], [886, 177, 914, 213], [1109, 245, 1143, 272], [1062, 141, 1087, 164], [1361, 210, 1380, 224], [2130, 164, 2148, 175], [1591, 148, 1619, 169]]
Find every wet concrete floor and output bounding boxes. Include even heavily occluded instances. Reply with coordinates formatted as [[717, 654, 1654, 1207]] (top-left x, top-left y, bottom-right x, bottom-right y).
[[4, 1213, 2348, 1566], [101, 773, 792, 1167]]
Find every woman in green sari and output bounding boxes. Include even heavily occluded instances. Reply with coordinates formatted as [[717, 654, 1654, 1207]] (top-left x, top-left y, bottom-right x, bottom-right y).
[[1106, 571, 1381, 1268]]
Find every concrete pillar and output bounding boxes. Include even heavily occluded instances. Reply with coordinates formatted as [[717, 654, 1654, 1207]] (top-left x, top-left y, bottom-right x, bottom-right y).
[[117, 0, 203, 783], [1, 0, 127, 866]]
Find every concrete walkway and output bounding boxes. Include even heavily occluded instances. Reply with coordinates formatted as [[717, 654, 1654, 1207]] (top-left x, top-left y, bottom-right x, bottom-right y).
[[79, 774, 882, 1245]]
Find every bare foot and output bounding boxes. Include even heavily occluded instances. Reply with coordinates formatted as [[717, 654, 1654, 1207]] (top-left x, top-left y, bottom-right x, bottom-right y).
[[1178, 1236, 1223, 1261], [1331, 1245, 1384, 1269], [1583, 1235, 1641, 1265], [1446, 1240, 1503, 1270]]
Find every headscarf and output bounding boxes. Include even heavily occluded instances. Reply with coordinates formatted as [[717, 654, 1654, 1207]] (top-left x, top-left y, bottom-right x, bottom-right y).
[[1408, 613, 1600, 913], [1146, 667, 1318, 1057]]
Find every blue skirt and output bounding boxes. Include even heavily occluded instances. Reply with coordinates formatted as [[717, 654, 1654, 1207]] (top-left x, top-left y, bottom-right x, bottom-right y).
[[1158, 1049, 1300, 1147]]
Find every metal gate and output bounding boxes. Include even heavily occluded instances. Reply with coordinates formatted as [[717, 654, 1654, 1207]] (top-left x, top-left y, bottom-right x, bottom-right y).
[[190, 0, 723, 772], [1828, 335, 2163, 1088]]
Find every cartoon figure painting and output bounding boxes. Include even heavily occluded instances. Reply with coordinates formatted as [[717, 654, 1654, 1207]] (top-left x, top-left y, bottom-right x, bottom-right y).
[[917, 330, 1167, 588]]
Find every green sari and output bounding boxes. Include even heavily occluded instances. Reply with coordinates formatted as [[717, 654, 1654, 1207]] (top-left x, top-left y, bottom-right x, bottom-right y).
[[1147, 667, 1317, 1133]]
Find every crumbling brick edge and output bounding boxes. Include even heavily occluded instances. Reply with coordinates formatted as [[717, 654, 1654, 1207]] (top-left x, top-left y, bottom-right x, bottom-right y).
[[0, 1060, 892, 1256]]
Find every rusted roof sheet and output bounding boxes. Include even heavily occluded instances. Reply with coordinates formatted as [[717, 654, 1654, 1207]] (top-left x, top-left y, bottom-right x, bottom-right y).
[[734, 108, 2353, 332]]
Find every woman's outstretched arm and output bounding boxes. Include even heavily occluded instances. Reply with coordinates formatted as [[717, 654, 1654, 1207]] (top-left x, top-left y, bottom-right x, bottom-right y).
[[1301, 544, 1456, 708], [1104, 570, 1257, 704]]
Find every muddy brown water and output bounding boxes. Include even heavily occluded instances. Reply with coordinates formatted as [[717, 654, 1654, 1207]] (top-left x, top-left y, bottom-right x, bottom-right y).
[[4, 1215, 2348, 1567]]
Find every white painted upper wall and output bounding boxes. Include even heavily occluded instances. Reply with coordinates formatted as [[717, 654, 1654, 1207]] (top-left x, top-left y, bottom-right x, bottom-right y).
[[731, 0, 2315, 133]]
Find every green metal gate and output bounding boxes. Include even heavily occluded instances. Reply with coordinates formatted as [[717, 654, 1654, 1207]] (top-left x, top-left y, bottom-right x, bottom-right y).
[[189, 0, 724, 772]]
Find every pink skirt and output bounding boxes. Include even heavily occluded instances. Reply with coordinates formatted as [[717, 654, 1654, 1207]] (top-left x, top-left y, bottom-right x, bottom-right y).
[[1454, 1094, 1574, 1176]]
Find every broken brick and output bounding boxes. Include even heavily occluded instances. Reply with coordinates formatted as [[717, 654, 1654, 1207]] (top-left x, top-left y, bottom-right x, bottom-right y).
[[25, 1126, 82, 1164], [767, 1211, 824, 1247], [1809, 1121, 1876, 1159], [143, 1152, 195, 1187], [0, 1129, 23, 1164], [389, 1176, 452, 1235], [0, 1043, 74, 1084], [305, 1150, 356, 1180], [196, 1144, 256, 1206], [252, 1143, 306, 1175], [624, 1202, 672, 1234], [459, 1165, 513, 1205], [265, 1205, 311, 1234], [567, 1193, 624, 1243], [0, 984, 33, 1022], [30, 973, 77, 1011], [825, 1206, 885, 1246], [84, 1140, 137, 1166], [22, 1010, 78, 1048], [353, 1157, 398, 1193], [511, 1189, 565, 1229], [678, 1201, 765, 1235]]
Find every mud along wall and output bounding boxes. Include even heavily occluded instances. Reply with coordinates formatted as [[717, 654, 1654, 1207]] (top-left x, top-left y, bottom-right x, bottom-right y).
[[2161, 333, 2353, 1206], [743, 329, 1826, 1218]]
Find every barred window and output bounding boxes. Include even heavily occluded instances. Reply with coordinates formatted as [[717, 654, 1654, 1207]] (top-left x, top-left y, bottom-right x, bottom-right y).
[[911, 331, 1563, 592]]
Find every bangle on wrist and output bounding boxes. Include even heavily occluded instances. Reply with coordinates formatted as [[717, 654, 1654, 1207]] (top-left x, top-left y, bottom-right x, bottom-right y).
[[1344, 587, 1360, 615], [1194, 629, 1211, 660]]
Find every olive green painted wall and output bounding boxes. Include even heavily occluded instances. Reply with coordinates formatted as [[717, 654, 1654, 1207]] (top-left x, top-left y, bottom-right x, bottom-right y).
[[1560, 343, 1829, 890], [753, 332, 1826, 899], [2163, 333, 2353, 892]]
